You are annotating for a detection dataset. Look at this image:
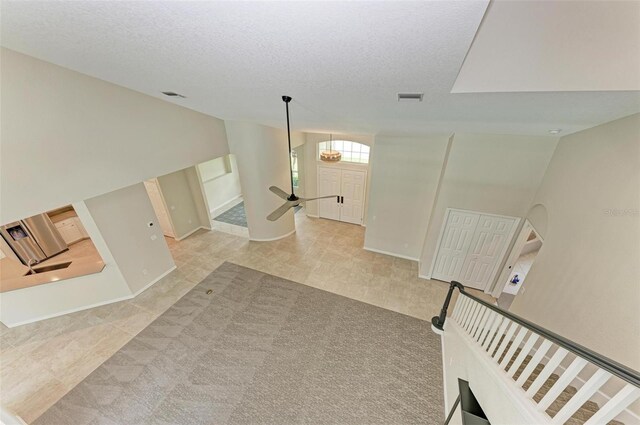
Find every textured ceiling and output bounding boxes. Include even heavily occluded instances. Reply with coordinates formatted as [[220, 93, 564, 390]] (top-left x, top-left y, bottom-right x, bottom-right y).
[[453, 0, 640, 93], [1, 1, 639, 136]]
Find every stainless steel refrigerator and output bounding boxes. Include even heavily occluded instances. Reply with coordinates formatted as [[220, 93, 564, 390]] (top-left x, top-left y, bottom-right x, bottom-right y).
[[0, 213, 68, 265]]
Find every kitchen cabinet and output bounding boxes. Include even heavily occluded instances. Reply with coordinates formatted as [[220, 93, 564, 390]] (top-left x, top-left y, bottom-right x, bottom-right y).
[[54, 217, 89, 245]]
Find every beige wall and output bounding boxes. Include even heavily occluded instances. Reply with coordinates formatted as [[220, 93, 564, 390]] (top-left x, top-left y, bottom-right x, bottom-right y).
[[85, 183, 175, 294], [226, 121, 303, 241], [510, 113, 640, 369], [157, 167, 209, 239], [420, 132, 558, 277], [364, 135, 450, 259], [199, 155, 243, 216], [1, 48, 229, 224]]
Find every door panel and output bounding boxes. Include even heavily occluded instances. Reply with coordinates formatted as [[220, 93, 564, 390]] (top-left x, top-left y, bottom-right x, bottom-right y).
[[459, 214, 516, 290], [318, 167, 341, 221], [432, 210, 479, 283], [340, 170, 366, 224]]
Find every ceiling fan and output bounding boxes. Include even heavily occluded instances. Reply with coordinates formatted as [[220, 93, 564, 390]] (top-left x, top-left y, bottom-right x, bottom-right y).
[[267, 96, 338, 221]]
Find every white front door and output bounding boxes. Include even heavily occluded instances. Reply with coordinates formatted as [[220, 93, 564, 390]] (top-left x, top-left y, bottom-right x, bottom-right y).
[[459, 214, 517, 290], [318, 167, 341, 221], [340, 170, 366, 224], [432, 210, 479, 283]]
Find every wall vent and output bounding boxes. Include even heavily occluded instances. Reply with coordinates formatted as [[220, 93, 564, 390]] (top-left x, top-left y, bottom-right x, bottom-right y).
[[162, 91, 186, 98], [397, 93, 424, 102]]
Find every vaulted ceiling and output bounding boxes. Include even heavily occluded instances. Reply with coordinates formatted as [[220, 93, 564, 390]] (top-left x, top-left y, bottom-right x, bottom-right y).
[[2, 1, 638, 136]]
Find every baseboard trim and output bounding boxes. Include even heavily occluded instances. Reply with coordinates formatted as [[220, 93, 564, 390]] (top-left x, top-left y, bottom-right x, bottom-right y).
[[211, 195, 243, 217], [4, 266, 178, 328], [250, 229, 296, 242], [305, 213, 319, 218], [363, 246, 419, 261], [131, 265, 177, 297], [175, 226, 207, 241]]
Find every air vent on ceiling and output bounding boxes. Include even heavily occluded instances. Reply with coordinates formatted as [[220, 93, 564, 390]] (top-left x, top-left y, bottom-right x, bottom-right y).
[[397, 93, 424, 102], [162, 91, 186, 98]]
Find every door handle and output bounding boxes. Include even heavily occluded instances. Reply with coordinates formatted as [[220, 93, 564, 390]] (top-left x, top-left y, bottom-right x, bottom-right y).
[[336, 196, 340, 204], [341, 196, 344, 204]]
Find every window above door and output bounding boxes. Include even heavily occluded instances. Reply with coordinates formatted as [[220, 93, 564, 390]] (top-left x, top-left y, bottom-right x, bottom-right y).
[[317, 140, 370, 164]]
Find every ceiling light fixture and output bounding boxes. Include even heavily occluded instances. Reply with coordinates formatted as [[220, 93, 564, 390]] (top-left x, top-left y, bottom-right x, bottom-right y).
[[320, 134, 342, 162], [397, 93, 424, 102], [548, 129, 562, 134], [161, 91, 186, 98]]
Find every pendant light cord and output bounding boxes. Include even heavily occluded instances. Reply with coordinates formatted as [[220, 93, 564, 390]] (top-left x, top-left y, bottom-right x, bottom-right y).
[[284, 97, 296, 197]]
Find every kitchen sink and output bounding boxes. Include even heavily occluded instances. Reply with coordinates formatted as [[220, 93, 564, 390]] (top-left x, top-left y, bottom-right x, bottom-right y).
[[24, 261, 72, 275]]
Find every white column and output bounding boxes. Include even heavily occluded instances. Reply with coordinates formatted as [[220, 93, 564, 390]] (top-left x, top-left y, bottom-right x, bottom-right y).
[[225, 121, 302, 241]]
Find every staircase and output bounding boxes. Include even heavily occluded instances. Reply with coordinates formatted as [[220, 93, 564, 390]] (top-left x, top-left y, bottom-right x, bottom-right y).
[[433, 281, 640, 425], [503, 344, 624, 424]]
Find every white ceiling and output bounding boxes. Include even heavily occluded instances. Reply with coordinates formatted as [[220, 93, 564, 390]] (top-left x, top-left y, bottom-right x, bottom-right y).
[[453, 0, 640, 93], [1, 1, 639, 136]]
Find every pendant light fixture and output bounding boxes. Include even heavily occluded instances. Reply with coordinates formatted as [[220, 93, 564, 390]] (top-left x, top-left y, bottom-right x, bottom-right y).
[[320, 134, 342, 162]]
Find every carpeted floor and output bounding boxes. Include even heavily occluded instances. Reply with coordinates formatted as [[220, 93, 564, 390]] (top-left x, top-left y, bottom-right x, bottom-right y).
[[35, 262, 444, 425]]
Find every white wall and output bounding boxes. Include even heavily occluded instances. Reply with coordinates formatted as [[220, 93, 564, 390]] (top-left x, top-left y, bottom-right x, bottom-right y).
[[156, 168, 209, 239], [364, 135, 450, 259], [0, 48, 229, 224], [510, 113, 640, 369], [198, 155, 243, 216], [420, 133, 558, 277], [85, 183, 175, 294], [226, 121, 303, 241]]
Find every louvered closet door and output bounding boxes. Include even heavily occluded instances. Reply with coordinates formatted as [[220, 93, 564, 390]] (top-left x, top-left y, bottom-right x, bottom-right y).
[[459, 214, 516, 290], [432, 210, 479, 283], [318, 167, 341, 221], [339, 170, 366, 224]]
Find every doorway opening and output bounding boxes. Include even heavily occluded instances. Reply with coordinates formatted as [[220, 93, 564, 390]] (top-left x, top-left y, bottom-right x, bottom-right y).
[[496, 221, 543, 310]]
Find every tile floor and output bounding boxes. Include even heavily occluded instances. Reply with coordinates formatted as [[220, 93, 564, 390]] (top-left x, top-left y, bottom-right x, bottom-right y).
[[0, 212, 492, 423]]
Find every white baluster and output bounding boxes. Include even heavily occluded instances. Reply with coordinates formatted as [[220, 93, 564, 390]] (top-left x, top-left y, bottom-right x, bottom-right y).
[[507, 333, 539, 378], [499, 327, 529, 369], [493, 322, 519, 362], [487, 319, 510, 355], [463, 302, 480, 331], [469, 306, 488, 337], [482, 315, 503, 350], [453, 295, 468, 322], [473, 309, 492, 341], [583, 384, 640, 425], [477, 311, 497, 344], [526, 347, 569, 398], [551, 369, 611, 424], [458, 296, 473, 324], [538, 356, 588, 411], [516, 339, 553, 387], [460, 299, 477, 328]]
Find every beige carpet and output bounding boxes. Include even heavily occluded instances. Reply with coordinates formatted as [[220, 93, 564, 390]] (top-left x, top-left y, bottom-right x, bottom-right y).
[[35, 262, 444, 424]]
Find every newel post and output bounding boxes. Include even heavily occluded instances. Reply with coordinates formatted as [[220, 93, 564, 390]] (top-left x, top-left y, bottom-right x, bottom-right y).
[[431, 281, 464, 332]]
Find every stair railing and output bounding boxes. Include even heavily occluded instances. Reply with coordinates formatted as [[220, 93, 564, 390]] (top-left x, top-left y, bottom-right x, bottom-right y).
[[433, 281, 640, 424]]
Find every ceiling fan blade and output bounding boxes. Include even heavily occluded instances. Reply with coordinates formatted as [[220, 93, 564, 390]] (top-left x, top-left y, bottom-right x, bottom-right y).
[[299, 195, 339, 202], [269, 186, 291, 200], [267, 201, 297, 221]]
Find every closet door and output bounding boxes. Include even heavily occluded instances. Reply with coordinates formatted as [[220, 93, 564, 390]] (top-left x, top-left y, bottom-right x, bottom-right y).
[[339, 170, 366, 224], [459, 214, 516, 290], [432, 210, 479, 283], [318, 167, 341, 221]]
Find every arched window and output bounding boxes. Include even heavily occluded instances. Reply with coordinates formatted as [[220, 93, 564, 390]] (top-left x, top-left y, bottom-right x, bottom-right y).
[[317, 140, 370, 164]]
